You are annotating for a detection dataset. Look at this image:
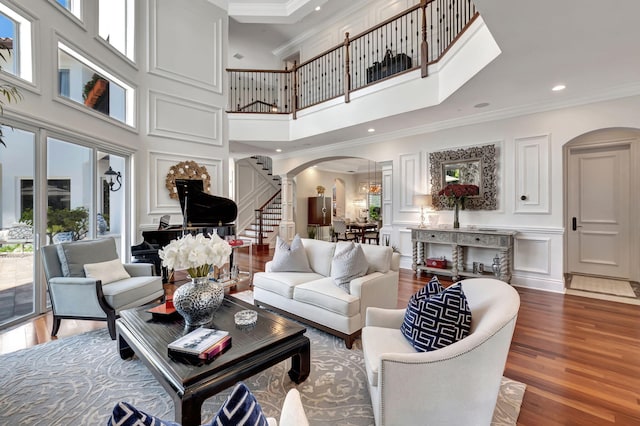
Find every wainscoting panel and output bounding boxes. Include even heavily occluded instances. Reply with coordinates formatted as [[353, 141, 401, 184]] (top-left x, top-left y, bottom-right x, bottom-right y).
[[148, 151, 223, 215], [399, 153, 421, 213], [148, 0, 223, 93], [514, 235, 551, 274], [511, 228, 565, 292], [148, 91, 222, 145], [514, 134, 550, 214]]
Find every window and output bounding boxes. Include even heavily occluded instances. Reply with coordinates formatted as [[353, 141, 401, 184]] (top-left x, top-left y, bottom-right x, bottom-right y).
[[55, 0, 82, 20], [57, 42, 135, 126], [0, 3, 33, 82], [99, 0, 134, 61], [20, 179, 71, 216]]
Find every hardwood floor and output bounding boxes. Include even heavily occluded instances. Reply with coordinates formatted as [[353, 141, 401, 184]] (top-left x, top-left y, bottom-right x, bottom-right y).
[[1, 249, 639, 425]]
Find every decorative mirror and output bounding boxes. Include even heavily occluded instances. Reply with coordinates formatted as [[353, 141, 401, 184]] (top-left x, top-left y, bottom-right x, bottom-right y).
[[429, 144, 497, 210], [165, 160, 211, 199]]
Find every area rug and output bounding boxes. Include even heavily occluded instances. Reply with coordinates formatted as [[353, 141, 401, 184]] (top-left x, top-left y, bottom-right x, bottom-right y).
[[569, 275, 637, 297], [0, 327, 525, 426]]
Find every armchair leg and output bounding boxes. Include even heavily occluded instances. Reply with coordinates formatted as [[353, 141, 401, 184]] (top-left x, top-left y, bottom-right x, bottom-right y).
[[107, 312, 117, 340], [51, 317, 62, 337]]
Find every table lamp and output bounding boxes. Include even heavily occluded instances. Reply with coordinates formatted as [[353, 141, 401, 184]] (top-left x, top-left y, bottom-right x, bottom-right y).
[[413, 194, 433, 228]]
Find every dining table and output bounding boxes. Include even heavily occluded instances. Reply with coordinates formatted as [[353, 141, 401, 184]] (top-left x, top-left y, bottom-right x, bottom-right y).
[[347, 222, 378, 243]]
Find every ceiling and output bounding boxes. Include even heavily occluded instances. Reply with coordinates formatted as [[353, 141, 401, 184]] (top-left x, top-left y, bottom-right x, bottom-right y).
[[225, 0, 640, 172]]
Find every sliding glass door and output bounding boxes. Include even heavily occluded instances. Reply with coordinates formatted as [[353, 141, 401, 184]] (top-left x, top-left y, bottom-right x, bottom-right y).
[[0, 127, 36, 326], [0, 127, 129, 331]]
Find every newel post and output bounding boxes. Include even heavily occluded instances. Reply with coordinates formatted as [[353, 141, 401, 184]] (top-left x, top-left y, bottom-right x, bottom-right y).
[[343, 32, 351, 103], [420, 0, 429, 78], [291, 61, 298, 119]]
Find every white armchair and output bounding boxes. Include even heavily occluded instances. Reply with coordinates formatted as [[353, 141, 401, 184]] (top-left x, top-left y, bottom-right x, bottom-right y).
[[361, 278, 520, 426]]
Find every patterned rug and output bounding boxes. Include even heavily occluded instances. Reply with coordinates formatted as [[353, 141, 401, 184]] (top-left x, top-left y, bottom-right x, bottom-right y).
[[0, 325, 525, 425]]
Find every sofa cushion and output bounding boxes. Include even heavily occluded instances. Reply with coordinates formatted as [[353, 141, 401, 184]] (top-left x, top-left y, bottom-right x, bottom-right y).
[[300, 238, 336, 276], [101, 276, 163, 310], [359, 244, 393, 274], [362, 326, 416, 387], [253, 271, 326, 299], [294, 277, 360, 317], [331, 242, 369, 293], [56, 237, 119, 277], [270, 235, 312, 272], [84, 258, 131, 284], [400, 283, 472, 352]]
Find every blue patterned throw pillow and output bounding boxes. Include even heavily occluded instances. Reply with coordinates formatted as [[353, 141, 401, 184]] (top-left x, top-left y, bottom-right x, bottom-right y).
[[401, 282, 472, 352], [204, 382, 269, 426], [415, 275, 444, 300], [400, 276, 443, 338], [107, 401, 180, 426]]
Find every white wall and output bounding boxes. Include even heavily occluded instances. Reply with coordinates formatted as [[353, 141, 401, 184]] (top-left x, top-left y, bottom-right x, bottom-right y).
[[274, 95, 640, 292], [0, 0, 230, 245]]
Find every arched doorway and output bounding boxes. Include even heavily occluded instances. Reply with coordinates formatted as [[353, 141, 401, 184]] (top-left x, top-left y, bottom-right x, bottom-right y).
[[564, 128, 640, 294]]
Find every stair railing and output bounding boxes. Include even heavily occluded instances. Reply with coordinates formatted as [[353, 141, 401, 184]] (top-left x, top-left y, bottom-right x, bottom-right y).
[[254, 189, 282, 247], [227, 0, 478, 116]]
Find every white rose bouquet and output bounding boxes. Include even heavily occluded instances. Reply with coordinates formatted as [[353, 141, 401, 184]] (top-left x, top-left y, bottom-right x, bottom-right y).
[[159, 232, 232, 278]]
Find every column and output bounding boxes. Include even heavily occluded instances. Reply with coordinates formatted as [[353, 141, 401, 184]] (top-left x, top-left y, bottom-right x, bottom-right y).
[[278, 175, 296, 242]]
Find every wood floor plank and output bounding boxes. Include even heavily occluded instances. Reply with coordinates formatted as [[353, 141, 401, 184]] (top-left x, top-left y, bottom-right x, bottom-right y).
[[1, 248, 639, 425]]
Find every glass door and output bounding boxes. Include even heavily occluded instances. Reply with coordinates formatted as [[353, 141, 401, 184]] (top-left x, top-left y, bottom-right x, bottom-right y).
[[0, 127, 36, 327], [46, 138, 93, 245]]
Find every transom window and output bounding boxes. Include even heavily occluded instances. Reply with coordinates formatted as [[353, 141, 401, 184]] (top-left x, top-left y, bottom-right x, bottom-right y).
[[99, 0, 134, 61], [55, 0, 82, 20], [57, 42, 135, 126], [0, 3, 33, 82]]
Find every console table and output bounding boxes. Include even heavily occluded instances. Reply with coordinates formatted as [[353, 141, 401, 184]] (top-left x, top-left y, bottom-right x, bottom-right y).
[[410, 227, 516, 283]]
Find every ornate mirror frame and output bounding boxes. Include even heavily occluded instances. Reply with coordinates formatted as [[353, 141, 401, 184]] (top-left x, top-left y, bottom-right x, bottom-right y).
[[429, 144, 497, 210]]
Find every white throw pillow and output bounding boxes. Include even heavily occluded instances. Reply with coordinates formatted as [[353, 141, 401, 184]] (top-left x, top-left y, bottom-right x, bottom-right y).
[[331, 242, 369, 293], [270, 235, 312, 272], [83, 258, 131, 284]]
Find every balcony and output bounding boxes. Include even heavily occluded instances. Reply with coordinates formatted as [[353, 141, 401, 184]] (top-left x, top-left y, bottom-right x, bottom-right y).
[[227, 0, 500, 144]]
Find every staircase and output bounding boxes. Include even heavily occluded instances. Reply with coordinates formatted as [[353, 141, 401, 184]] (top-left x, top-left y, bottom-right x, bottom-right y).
[[237, 156, 282, 251]]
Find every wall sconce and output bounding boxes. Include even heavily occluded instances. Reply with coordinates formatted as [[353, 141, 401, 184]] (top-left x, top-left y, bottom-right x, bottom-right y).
[[105, 166, 122, 192], [413, 194, 433, 228]]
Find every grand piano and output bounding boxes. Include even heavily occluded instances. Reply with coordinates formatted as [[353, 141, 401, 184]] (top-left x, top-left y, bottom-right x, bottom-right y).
[[132, 179, 238, 280]]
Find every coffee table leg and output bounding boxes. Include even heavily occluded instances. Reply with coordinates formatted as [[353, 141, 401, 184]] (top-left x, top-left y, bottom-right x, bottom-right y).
[[288, 338, 311, 383], [175, 395, 204, 426], [117, 333, 134, 359]]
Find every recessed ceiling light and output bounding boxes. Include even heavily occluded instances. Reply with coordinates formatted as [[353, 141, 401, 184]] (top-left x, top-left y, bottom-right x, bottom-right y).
[[474, 102, 490, 108], [552, 84, 566, 91], [315, 6, 321, 11], [368, 128, 375, 132], [275, 148, 282, 153]]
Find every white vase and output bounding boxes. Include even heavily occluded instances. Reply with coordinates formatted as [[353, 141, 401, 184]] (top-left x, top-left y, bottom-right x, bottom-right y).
[[173, 276, 224, 327]]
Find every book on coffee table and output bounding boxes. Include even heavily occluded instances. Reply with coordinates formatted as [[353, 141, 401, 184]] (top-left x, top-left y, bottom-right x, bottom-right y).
[[168, 327, 229, 356]]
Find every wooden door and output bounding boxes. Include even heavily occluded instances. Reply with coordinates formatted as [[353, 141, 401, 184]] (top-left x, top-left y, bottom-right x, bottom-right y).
[[567, 145, 630, 278]]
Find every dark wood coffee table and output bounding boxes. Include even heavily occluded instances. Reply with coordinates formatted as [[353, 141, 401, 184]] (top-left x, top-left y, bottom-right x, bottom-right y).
[[116, 297, 310, 426]]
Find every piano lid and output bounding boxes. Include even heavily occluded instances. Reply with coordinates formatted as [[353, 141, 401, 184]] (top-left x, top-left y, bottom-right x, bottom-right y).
[[176, 179, 238, 226]]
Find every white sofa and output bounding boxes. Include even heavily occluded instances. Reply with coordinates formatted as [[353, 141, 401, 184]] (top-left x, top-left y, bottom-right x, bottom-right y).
[[253, 238, 400, 348], [361, 278, 520, 425]]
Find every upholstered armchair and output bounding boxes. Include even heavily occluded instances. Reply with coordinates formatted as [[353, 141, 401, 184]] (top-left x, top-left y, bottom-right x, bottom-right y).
[[41, 237, 164, 340], [361, 278, 520, 425]]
